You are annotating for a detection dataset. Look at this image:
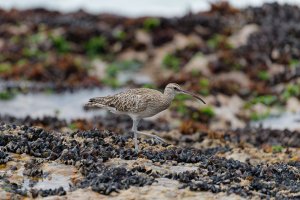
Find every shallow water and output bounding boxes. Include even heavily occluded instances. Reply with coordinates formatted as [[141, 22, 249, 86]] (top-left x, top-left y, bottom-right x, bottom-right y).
[[21, 162, 76, 191], [0, 88, 122, 120], [22, 174, 70, 191], [1, 0, 300, 17], [0, 154, 76, 193], [252, 112, 300, 131]]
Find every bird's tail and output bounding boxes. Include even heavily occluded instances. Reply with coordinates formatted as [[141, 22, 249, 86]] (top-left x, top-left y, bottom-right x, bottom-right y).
[[83, 97, 110, 111]]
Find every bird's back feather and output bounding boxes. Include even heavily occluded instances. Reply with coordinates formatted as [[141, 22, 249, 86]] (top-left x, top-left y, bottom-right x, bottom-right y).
[[84, 88, 166, 114]]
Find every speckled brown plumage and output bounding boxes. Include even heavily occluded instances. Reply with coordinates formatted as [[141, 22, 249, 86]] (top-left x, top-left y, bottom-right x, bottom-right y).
[[84, 83, 205, 152], [84, 88, 172, 119]]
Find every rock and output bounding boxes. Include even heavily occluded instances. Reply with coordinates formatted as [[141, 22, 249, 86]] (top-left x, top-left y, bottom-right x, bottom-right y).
[[174, 34, 203, 49], [211, 95, 245, 130], [225, 150, 251, 163], [228, 24, 259, 48], [118, 50, 148, 62], [268, 63, 285, 76], [184, 54, 216, 76], [286, 97, 300, 113], [214, 72, 251, 89], [135, 30, 152, 45], [89, 59, 108, 79], [6, 24, 30, 35]]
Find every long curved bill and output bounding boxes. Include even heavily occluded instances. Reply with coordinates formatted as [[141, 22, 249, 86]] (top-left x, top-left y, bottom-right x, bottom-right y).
[[179, 89, 206, 104]]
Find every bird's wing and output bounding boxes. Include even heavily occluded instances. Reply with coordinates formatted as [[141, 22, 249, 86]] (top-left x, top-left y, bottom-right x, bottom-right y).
[[85, 88, 161, 113], [111, 88, 156, 113]]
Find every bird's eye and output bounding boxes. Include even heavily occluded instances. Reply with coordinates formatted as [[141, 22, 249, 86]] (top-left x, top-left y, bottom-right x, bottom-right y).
[[174, 87, 178, 91]]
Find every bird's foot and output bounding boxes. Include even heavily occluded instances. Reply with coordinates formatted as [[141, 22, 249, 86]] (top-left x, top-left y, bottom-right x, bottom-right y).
[[152, 135, 166, 144], [137, 131, 166, 144], [134, 146, 139, 154]]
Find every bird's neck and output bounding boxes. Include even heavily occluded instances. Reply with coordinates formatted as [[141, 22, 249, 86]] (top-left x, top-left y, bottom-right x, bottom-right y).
[[163, 88, 176, 104]]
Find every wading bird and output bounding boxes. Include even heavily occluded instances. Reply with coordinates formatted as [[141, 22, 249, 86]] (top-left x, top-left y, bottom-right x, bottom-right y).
[[84, 83, 206, 152]]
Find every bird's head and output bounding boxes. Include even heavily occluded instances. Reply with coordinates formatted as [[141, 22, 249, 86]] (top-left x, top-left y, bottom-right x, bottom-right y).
[[165, 83, 206, 104]]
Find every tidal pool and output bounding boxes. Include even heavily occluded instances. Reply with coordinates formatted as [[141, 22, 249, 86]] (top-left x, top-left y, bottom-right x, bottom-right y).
[[252, 112, 300, 131], [0, 154, 79, 193], [21, 162, 77, 191], [0, 88, 122, 121]]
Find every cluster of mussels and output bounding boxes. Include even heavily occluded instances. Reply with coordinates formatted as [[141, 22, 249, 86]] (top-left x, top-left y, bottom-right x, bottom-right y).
[[166, 159, 300, 199], [233, 3, 300, 84], [0, 149, 10, 164], [0, 123, 299, 198], [225, 126, 300, 148], [23, 159, 43, 177]]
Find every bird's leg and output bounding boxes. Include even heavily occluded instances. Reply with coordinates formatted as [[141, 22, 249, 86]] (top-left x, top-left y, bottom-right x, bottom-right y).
[[136, 131, 166, 144], [131, 119, 140, 153]]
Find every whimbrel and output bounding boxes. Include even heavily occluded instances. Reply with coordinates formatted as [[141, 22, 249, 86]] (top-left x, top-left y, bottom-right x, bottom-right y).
[[84, 83, 206, 152]]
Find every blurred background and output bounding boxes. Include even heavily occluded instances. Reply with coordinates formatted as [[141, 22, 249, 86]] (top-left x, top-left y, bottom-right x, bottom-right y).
[[0, 1, 300, 199], [0, 0, 300, 132], [2, 0, 300, 16]]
